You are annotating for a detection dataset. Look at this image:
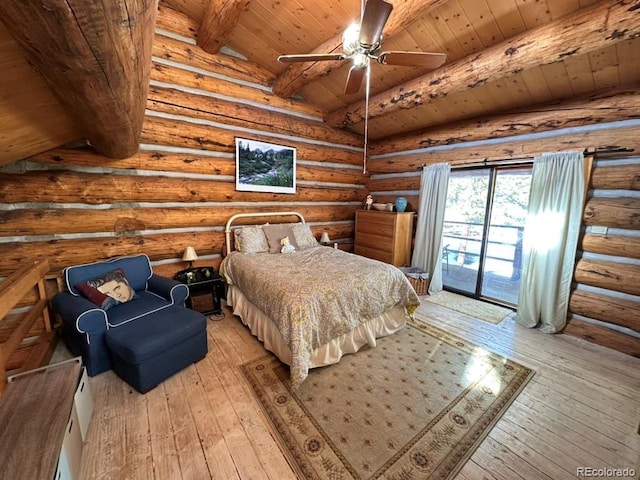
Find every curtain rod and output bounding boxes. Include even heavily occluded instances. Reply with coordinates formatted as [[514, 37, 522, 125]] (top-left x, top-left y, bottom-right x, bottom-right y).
[[416, 146, 634, 169]]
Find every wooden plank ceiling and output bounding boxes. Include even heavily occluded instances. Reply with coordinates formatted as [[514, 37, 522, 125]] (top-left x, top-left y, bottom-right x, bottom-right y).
[[0, 0, 639, 165]]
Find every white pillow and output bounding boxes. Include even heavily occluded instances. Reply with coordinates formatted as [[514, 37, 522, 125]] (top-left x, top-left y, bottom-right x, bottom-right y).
[[292, 223, 320, 250], [234, 226, 269, 254]]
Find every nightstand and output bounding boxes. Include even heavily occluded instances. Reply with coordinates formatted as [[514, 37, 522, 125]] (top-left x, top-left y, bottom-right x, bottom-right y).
[[175, 267, 225, 315]]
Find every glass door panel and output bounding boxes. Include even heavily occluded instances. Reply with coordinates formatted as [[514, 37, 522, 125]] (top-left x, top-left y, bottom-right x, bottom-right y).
[[442, 169, 490, 295], [480, 168, 532, 304]]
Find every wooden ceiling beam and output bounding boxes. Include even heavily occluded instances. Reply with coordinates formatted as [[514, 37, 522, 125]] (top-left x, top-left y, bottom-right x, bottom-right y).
[[370, 84, 640, 155], [198, 0, 252, 55], [271, 0, 451, 99], [0, 0, 157, 159], [326, 0, 640, 128]]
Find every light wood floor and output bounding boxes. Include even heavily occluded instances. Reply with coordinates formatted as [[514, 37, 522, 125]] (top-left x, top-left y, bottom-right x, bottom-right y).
[[78, 303, 640, 480]]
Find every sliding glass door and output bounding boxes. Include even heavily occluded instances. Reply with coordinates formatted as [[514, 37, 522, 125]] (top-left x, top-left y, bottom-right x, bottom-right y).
[[442, 166, 532, 306]]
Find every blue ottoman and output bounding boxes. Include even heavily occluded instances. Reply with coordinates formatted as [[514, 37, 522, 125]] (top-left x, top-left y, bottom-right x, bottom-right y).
[[105, 306, 207, 393]]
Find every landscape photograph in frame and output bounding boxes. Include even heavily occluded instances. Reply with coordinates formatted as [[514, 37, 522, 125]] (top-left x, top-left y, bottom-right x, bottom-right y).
[[235, 138, 296, 194]]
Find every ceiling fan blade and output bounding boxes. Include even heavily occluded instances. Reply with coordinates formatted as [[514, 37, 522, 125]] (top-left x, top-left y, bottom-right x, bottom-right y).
[[344, 65, 366, 95], [377, 51, 447, 69], [358, 0, 393, 48], [278, 53, 346, 64]]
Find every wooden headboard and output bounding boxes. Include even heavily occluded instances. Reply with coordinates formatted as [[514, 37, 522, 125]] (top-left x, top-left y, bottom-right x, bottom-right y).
[[224, 211, 306, 255]]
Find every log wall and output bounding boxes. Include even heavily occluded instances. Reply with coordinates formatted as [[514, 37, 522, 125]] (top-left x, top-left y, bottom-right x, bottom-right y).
[[0, 5, 366, 281], [568, 154, 640, 357], [367, 121, 640, 357]]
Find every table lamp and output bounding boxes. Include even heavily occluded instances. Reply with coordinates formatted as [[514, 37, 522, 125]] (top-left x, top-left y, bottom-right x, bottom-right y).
[[320, 231, 331, 245], [182, 246, 198, 269]]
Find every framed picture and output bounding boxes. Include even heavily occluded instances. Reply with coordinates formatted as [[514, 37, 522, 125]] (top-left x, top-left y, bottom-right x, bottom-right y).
[[235, 138, 296, 194]]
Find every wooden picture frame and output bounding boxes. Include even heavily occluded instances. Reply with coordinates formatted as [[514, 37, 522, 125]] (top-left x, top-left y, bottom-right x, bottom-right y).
[[235, 137, 296, 194]]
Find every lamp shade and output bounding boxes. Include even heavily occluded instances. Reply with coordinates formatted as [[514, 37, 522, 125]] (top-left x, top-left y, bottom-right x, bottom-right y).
[[320, 232, 331, 244], [182, 246, 198, 262]]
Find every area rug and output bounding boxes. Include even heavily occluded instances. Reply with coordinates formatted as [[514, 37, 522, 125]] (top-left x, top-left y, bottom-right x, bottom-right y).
[[425, 291, 513, 324], [241, 317, 534, 479]]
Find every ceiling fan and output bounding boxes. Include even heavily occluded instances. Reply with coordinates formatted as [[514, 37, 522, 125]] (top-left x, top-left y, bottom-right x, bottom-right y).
[[277, 0, 447, 96], [277, 0, 446, 172]]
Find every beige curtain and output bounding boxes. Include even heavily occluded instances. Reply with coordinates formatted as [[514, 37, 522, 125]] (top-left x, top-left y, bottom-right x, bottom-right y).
[[411, 163, 450, 295], [516, 151, 586, 333]]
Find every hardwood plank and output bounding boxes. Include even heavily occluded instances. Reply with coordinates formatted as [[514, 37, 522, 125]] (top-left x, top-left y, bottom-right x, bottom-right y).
[[146, 383, 183, 480], [181, 358, 242, 479], [206, 326, 295, 479], [504, 403, 612, 470], [519, 383, 635, 450], [81, 372, 130, 480], [456, 459, 500, 480], [488, 424, 575, 480], [121, 389, 153, 480], [213, 321, 298, 479], [163, 372, 212, 479], [511, 395, 637, 466], [466, 434, 530, 480]]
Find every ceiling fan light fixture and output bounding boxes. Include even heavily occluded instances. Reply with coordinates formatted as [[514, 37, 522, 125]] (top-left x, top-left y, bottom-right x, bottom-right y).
[[353, 52, 369, 69], [342, 23, 360, 55]]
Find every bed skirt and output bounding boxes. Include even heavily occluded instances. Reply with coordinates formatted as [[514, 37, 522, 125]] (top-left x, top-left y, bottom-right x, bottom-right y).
[[227, 284, 407, 369]]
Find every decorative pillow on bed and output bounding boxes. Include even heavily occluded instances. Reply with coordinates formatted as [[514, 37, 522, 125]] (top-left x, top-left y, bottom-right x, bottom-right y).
[[234, 226, 269, 254], [75, 268, 136, 310], [263, 223, 300, 253], [292, 223, 320, 249]]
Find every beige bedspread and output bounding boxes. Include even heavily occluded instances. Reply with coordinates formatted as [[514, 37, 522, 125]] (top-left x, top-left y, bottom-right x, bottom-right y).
[[221, 247, 420, 387]]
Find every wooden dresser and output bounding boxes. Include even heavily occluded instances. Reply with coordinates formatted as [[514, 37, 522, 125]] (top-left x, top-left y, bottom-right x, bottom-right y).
[[354, 210, 414, 267]]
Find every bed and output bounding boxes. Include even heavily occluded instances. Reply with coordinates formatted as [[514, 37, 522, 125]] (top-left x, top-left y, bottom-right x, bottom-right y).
[[220, 211, 420, 388]]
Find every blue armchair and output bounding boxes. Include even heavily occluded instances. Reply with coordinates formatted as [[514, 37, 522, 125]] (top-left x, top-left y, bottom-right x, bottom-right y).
[[53, 254, 208, 393]]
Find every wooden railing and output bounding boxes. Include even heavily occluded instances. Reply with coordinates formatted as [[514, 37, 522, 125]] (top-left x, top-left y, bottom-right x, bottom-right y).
[[0, 258, 54, 395]]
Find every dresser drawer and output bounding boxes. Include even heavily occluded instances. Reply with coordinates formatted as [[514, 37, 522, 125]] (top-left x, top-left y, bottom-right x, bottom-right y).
[[356, 211, 397, 226], [354, 231, 392, 249], [355, 220, 395, 238]]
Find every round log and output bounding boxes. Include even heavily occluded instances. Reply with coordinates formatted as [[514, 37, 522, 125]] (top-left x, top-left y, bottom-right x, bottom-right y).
[[0, 205, 359, 236], [569, 289, 640, 333], [591, 164, 640, 191], [583, 198, 640, 230], [574, 258, 640, 297], [0, 171, 363, 205], [581, 233, 640, 260], [366, 125, 640, 174]]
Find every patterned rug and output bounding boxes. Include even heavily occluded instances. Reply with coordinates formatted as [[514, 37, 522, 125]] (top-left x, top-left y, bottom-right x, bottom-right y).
[[241, 317, 534, 479], [425, 291, 513, 324]]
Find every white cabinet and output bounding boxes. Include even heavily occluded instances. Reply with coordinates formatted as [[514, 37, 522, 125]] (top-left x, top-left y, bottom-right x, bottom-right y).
[[55, 365, 92, 480], [74, 367, 93, 441]]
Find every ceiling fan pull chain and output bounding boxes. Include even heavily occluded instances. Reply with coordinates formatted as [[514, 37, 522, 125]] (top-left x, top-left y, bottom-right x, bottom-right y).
[[364, 63, 371, 174]]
